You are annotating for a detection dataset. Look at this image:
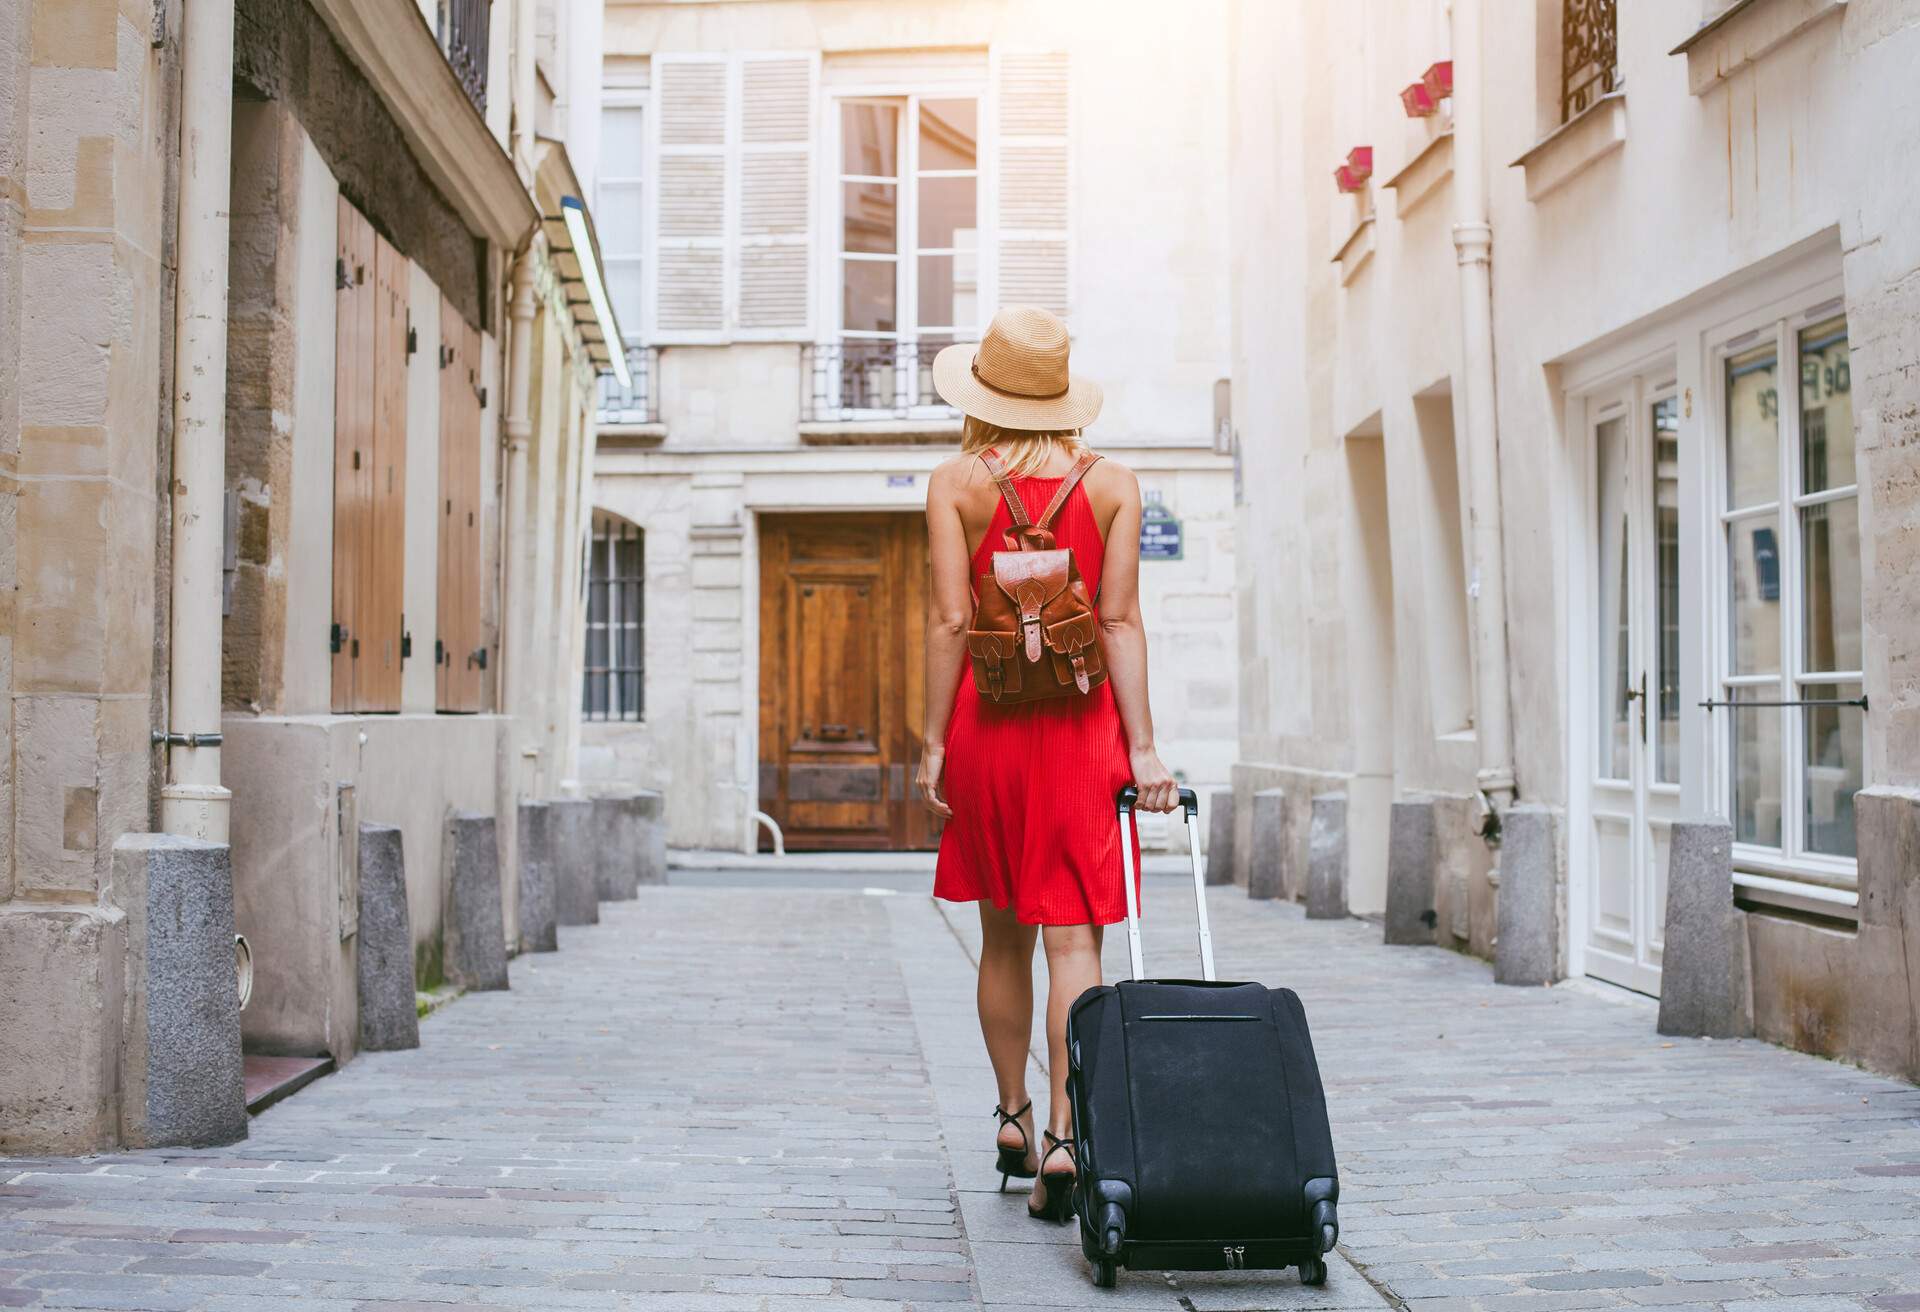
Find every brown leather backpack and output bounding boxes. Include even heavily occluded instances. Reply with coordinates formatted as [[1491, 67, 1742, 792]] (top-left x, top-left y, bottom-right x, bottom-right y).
[[967, 449, 1109, 704]]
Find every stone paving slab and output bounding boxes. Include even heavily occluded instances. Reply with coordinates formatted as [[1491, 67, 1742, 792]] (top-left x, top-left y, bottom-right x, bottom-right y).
[[2, 878, 1915, 1311], [935, 880, 1920, 1312]]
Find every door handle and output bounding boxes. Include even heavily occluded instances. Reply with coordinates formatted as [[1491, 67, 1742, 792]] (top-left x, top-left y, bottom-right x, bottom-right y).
[[817, 723, 855, 741]]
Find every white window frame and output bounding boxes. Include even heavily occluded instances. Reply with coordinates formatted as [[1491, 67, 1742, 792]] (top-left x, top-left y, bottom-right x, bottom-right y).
[[1704, 280, 1861, 895], [825, 87, 986, 419], [1561, 252, 1859, 984], [598, 93, 647, 347], [598, 92, 649, 421]]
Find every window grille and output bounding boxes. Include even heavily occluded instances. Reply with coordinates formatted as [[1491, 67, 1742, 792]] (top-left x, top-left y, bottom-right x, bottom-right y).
[[1561, 0, 1618, 123], [582, 516, 645, 721], [436, 0, 490, 115]]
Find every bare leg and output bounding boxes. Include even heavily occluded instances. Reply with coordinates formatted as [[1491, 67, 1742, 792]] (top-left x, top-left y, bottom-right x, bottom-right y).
[[1032, 921, 1104, 1212], [977, 902, 1039, 1170]]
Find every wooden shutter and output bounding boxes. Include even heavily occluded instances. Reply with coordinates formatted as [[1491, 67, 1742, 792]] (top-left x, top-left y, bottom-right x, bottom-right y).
[[994, 51, 1070, 318], [361, 232, 409, 712], [653, 55, 729, 339], [332, 199, 376, 712], [437, 296, 484, 712], [736, 54, 815, 337]]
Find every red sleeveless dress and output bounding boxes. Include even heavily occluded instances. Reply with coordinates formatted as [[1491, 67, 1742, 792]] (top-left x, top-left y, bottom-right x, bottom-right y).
[[933, 462, 1139, 926]]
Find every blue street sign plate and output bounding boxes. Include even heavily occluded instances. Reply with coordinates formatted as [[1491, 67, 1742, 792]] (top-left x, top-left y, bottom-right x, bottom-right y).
[[1140, 505, 1183, 561]]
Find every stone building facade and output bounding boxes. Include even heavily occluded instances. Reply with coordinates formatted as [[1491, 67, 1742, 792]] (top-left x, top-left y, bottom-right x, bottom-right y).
[[1228, 0, 1920, 1079], [1, 0, 621, 1152], [577, 0, 1238, 854]]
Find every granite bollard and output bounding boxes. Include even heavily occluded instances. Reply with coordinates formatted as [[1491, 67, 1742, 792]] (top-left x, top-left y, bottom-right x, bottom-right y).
[[595, 795, 639, 902], [1385, 798, 1438, 945], [550, 798, 599, 926], [1306, 792, 1348, 919], [356, 824, 419, 1050], [1248, 787, 1289, 900], [1657, 819, 1752, 1038], [631, 789, 668, 885], [111, 834, 247, 1148], [443, 812, 508, 992], [1206, 788, 1236, 886], [1494, 805, 1559, 985], [517, 801, 557, 952]]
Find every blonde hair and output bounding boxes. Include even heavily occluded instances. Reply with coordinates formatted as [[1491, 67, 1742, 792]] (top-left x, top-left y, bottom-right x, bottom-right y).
[[960, 415, 1086, 479]]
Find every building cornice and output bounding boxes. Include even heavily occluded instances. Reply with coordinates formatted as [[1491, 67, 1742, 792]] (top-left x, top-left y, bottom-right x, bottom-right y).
[[307, 0, 538, 251]]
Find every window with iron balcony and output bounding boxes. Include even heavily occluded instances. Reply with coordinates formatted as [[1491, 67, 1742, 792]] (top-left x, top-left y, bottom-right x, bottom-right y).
[[805, 96, 982, 423], [1561, 0, 1619, 123], [437, 0, 490, 115]]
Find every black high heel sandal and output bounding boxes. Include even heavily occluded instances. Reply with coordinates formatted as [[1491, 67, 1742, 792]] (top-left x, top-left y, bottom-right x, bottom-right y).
[[993, 1102, 1036, 1191], [1027, 1131, 1077, 1223]]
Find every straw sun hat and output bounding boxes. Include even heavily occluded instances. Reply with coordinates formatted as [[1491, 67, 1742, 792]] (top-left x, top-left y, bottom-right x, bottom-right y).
[[931, 306, 1103, 431]]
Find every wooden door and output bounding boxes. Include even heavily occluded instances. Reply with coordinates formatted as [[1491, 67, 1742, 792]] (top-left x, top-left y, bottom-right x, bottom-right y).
[[758, 514, 941, 850], [330, 201, 408, 713], [362, 232, 409, 710], [331, 200, 375, 711], [437, 295, 484, 712]]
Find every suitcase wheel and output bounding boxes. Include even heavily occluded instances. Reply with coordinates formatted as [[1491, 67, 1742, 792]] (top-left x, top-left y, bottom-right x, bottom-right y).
[[1093, 1259, 1117, 1289], [1298, 1257, 1328, 1287]]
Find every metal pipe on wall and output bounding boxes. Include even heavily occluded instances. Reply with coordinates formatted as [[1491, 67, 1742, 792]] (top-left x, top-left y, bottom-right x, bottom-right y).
[[1450, 0, 1518, 831], [501, 255, 537, 761], [162, 0, 238, 842]]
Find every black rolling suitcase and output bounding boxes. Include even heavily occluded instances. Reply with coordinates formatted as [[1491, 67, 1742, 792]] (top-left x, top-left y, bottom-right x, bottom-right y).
[[1065, 785, 1340, 1290]]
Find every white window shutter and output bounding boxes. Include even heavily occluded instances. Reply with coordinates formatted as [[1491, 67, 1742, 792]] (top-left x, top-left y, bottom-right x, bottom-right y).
[[994, 51, 1070, 319], [734, 54, 816, 338], [651, 55, 729, 340]]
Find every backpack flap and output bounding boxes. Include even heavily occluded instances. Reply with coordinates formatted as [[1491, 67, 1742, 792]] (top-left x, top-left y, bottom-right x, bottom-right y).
[[992, 550, 1072, 665], [967, 628, 1023, 700], [1044, 608, 1102, 694]]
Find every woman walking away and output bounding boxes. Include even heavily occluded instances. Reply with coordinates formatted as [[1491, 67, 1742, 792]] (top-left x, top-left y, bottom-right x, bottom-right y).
[[915, 306, 1180, 1223]]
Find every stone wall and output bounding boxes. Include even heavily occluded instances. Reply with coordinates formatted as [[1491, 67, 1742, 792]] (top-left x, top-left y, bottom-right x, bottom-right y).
[[232, 0, 486, 331], [0, 0, 177, 1152], [223, 99, 303, 712]]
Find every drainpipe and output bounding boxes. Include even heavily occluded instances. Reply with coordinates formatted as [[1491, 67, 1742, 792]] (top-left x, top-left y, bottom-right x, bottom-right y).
[[1450, 0, 1517, 837], [161, 0, 237, 842], [501, 253, 537, 769], [498, 0, 542, 795]]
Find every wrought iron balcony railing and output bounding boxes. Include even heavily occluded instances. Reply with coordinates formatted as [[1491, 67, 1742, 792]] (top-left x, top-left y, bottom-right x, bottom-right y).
[[800, 339, 969, 423], [1561, 0, 1618, 122], [437, 0, 491, 115], [597, 345, 659, 426]]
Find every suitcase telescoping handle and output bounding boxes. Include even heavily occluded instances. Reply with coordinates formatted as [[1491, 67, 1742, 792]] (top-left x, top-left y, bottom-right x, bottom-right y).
[[1116, 785, 1216, 983]]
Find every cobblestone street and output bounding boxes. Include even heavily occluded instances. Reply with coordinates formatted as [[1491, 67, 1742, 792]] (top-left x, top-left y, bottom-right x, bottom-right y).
[[3, 874, 1918, 1311]]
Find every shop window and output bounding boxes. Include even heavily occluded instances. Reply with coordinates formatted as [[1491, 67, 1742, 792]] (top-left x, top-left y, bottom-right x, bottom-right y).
[[1715, 306, 1862, 868], [583, 514, 645, 721]]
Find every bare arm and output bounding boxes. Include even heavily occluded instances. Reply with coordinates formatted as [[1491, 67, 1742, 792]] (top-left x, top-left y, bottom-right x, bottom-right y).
[[916, 459, 974, 817], [1096, 469, 1179, 813]]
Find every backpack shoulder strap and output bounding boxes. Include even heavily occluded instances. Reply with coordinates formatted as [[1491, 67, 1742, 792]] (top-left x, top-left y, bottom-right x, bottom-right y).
[[978, 449, 1032, 528], [1033, 451, 1102, 532]]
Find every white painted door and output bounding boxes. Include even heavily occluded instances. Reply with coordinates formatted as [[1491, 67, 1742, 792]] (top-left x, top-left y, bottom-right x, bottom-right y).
[[1585, 383, 1685, 996]]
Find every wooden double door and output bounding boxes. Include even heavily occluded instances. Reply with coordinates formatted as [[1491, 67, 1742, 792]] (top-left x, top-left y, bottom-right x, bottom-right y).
[[758, 513, 942, 851]]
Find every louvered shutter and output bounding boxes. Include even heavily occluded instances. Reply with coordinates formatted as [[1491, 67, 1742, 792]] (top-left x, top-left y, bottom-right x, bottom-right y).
[[735, 54, 815, 337], [652, 55, 729, 340], [994, 51, 1070, 318]]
